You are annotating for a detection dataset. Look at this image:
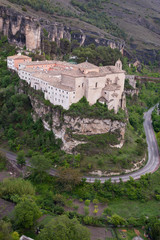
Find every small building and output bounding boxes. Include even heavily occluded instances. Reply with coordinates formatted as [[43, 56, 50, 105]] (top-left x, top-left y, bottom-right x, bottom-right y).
[[7, 54, 32, 71]]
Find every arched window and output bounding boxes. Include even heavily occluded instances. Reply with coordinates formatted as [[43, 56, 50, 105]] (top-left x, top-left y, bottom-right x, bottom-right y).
[[95, 82, 98, 88]]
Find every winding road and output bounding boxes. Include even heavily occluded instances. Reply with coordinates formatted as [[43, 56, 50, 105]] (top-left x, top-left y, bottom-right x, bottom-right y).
[[85, 106, 160, 183], [1, 107, 160, 183]]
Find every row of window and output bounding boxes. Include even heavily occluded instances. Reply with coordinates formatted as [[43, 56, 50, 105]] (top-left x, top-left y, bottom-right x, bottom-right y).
[[48, 92, 68, 99]]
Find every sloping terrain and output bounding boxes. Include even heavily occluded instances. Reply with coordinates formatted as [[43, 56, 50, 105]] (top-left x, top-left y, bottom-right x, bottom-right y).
[[1, 0, 160, 61]]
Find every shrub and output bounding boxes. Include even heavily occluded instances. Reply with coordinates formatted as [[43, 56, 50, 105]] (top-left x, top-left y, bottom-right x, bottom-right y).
[[0, 152, 7, 170], [93, 205, 99, 215], [93, 199, 99, 205], [53, 194, 66, 206], [53, 205, 64, 215], [17, 150, 26, 166], [155, 195, 160, 201], [108, 214, 126, 226], [0, 178, 35, 200], [84, 206, 89, 216], [22, 7, 27, 11], [85, 199, 90, 206], [103, 207, 112, 216]]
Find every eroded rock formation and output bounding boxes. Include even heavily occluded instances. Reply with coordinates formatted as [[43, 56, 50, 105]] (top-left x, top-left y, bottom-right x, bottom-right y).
[[30, 97, 126, 153], [0, 6, 124, 52]]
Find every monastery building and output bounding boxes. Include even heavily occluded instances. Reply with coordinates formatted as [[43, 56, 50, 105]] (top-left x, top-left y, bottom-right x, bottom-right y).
[[7, 54, 126, 112]]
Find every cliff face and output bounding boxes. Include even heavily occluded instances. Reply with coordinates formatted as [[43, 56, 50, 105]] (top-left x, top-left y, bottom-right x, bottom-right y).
[[0, 6, 124, 52], [30, 97, 126, 153]]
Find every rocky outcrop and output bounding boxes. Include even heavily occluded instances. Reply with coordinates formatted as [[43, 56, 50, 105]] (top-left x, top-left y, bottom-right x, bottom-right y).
[[125, 89, 139, 96], [30, 97, 126, 153], [0, 6, 124, 52]]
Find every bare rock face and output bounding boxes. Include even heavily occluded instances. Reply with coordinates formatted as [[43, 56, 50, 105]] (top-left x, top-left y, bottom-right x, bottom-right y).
[[30, 97, 126, 153], [0, 6, 124, 52]]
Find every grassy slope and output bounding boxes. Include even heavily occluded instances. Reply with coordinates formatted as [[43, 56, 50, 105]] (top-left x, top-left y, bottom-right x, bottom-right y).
[[77, 125, 145, 174]]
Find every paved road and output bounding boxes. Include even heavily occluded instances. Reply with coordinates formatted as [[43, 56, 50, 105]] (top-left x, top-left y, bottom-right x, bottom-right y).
[[1, 106, 160, 183], [85, 106, 160, 183]]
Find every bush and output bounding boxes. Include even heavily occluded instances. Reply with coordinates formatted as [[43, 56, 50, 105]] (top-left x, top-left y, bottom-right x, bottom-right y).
[[85, 199, 90, 206], [108, 214, 127, 226], [67, 97, 126, 122], [0, 152, 7, 171], [93, 199, 99, 205], [84, 206, 89, 216], [0, 178, 35, 200], [53, 205, 64, 215], [17, 150, 26, 166], [22, 7, 27, 11], [103, 207, 112, 216]]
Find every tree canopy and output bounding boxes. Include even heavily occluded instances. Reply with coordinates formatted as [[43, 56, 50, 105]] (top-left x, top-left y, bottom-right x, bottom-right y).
[[37, 215, 90, 240], [14, 198, 41, 229]]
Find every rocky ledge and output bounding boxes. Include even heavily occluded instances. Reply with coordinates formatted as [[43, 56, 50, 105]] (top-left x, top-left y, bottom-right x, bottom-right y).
[[30, 97, 126, 153]]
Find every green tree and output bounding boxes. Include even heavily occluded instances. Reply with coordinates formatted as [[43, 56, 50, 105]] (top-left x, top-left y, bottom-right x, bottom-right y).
[[57, 167, 82, 190], [60, 39, 71, 54], [146, 218, 160, 240], [11, 232, 19, 240], [16, 150, 25, 166], [0, 220, 12, 240], [37, 215, 90, 240], [14, 198, 41, 229], [30, 154, 52, 174]]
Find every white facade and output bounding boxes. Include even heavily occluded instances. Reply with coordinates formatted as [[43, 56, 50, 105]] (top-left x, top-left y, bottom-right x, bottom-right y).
[[9, 56, 126, 112], [7, 54, 32, 72], [7, 58, 15, 70]]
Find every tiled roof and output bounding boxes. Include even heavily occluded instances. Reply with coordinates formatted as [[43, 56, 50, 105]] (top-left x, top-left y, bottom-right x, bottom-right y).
[[7, 55, 31, 60], [32, 72, 75, 92], [77, 62, 98, 69]]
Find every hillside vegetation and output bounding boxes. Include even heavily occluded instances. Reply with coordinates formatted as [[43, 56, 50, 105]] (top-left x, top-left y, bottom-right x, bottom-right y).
[[3, 0, 160, 59]]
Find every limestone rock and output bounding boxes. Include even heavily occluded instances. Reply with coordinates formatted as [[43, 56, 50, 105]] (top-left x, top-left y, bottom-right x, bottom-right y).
[[30, 96, 126, 153], [0, 6, 124, 52]]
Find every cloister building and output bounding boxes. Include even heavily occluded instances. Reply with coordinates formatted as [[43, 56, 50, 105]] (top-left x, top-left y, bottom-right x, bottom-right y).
[[7, 55, 126, 112]]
